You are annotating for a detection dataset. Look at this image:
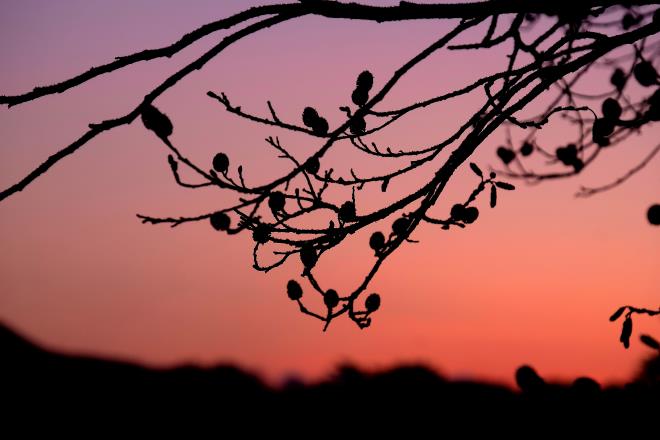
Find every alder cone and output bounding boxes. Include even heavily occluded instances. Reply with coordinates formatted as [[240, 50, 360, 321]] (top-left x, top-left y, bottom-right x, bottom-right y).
[[634, 61, 658, 87], [286, 280, 303, 301], [496, 146, 516, 165], [324, 289, 339, 309], [212, 152, 229, 173], [601, 98, 622, 120], [268, 191, 286, 213], [365, 293, 380, 312], [210, 212, 230, 231], [141, 104, 173, 138], [302, 107, 319, 127], [300, 245, 317, 269], [356, 70, 374, 90], [369, 231, 386, 251]]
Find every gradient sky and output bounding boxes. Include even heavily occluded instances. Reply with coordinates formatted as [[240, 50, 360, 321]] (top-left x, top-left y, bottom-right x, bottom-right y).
[[1, 0, 658, 387]]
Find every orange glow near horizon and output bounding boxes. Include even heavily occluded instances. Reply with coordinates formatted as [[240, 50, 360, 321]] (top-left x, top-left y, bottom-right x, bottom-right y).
[[0, 0, 658, 387]]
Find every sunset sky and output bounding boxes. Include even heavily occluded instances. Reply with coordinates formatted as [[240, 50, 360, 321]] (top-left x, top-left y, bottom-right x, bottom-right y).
[[1, 0, 658, 387]]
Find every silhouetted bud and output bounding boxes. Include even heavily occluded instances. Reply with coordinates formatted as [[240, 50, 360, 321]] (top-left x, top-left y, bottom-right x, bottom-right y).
[[391, 217, 409, 236], [369, 231, 386, 251], [212, 152, 229, 173], [311, 117, 329, 136], [647, 204, 660, 225], [609, 306, 627, 321], [610, 68, 626, 92], [489, 172, 496, 179], [339, 201, 356, 222], [592, 118, 615, 145], [287, 280, 303, 301], [601, 98, 622, 120], [469, 162, 483, 178], [302, 107, 319, 127], [634, 61, 658, 87], [462, 206, 479, 224], [450, 204, 466, 220], [495, 181, 515, 190], [572, 158, 584, 173], [252, 223, 271, 244], [496, 146, 516, 165], [349, 116, 366, 134], [621, 13, 639, 30], [640, 334, 660, 350], [520, 142, 533, 157], [351, 87, 369, 107], [141, 104, 173, 138], [324, 289, 339, 309], [300, 245, 317, 269], [304, 157, 320, 175], [268, 191, 286, 213], [620, 316, 633, 349], [556, 144, 578, 166], [515, 365, 545, 394], [365, 293, 381, 313], [210, 212, 230, 231], [648, 89, 660, 121], [490, 185, 497, 208], [356, 70, 374, 91]]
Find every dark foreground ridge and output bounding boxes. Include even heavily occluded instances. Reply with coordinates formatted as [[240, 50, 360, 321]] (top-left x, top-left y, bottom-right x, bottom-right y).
[[2, 322, 658, 432]]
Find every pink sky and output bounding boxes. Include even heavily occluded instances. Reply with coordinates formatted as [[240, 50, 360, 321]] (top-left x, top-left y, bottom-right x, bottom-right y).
[[0, 0, 658, 386]]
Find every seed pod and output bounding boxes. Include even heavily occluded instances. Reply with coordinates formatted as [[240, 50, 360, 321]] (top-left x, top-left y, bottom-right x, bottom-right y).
[[592, 118, 615, 144], [286, 280, 303, 301], [311, 117, 329, 136], [620, 316, 633, 349], [462, 207, 479, 224], [369, 231, 386, 251], [520, 142, 533, 157], [141, 104, 173, 138], [356, 70, 374, 91], [324, 289, 339, 309], [496, 146, 516, 165], [365, 293, 381, 313], [556, 144, 578, 166], [300, 245, 317, 269], [634, 61, 658, 87], [302, 107, 319, 127], [450, 204, 466, 221], [304, 157, 320, 175], [252, 223, 270, 244], [268, 191, 286, 213], [601, 98, 622, 120], [621, 13, 638, 30], [351, 87, 369, 107], [349, 116, 366, 134], [210, 212, 230, 231], [610, 68, 626, 92], [391, 217, 409, 236], [647, 204, 660, 225], [647, 89, 660, 121], [339, 201, 357, 222], [212, 153, 230, 174]]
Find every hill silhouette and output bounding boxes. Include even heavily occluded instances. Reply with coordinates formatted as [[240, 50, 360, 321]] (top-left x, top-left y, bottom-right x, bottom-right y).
[[2, 322, 658, 433]]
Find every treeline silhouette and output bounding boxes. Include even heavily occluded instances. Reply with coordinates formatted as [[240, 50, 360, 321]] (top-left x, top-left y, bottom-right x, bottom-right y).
[[2, 322, 658, 432]]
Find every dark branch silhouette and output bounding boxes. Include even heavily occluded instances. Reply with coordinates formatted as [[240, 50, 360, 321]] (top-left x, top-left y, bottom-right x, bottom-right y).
[[1, 0, 658, 333]]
